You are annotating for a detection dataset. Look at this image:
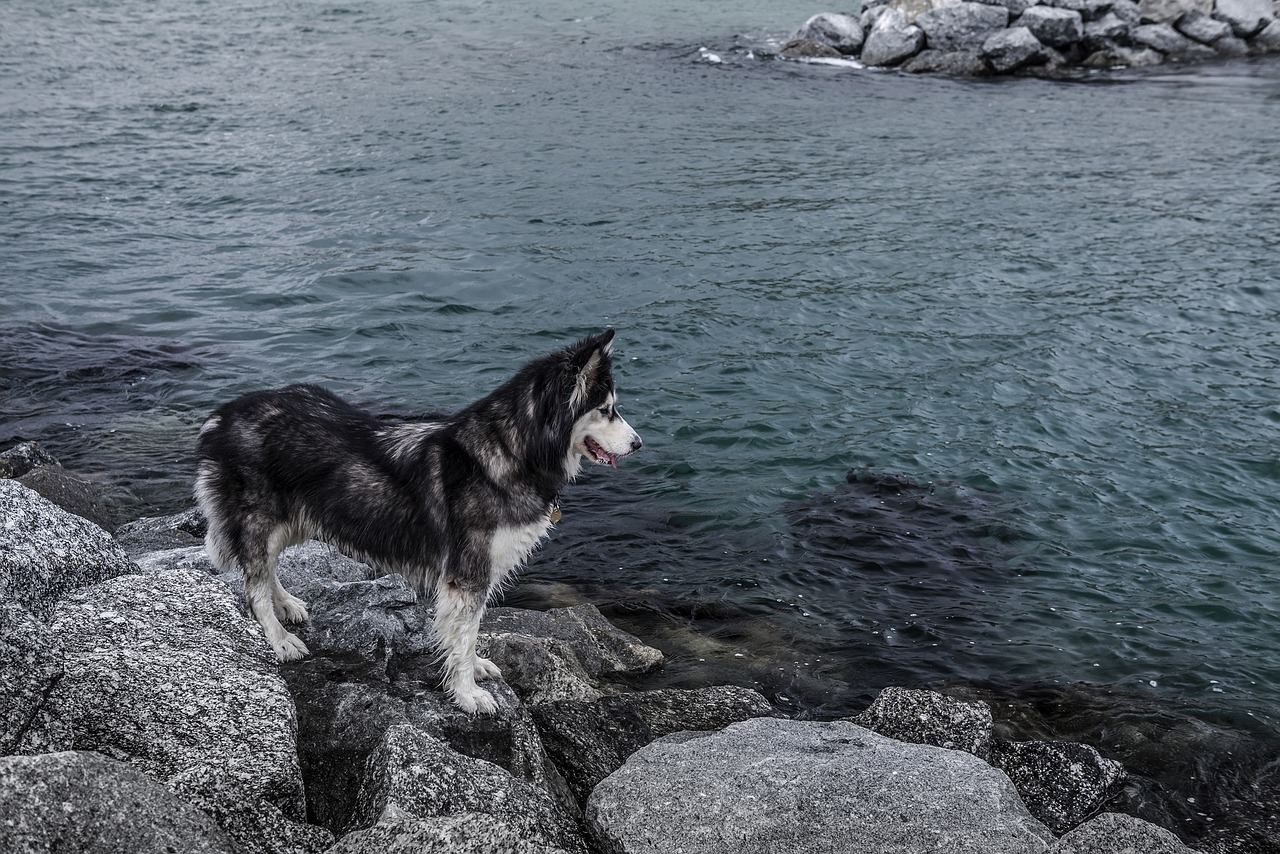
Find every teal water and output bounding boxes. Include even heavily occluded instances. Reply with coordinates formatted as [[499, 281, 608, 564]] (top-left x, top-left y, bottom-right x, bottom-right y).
[[4, 0, 1280, 842]]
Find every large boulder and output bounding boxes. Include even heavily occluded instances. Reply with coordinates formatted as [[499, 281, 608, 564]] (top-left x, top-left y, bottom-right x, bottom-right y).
[[0, 601, 67, 754], [0, 480, 136, 619], [1050, 812, 1201, 853], [1252, 18, 1280, 50], [1175, 8, 1234, 41], [16, 465, 116, 532], [328, 814, 573, 854], [988, 740, 1126, 834], [853, 686, 994, 756], [587, 718, 1055, 854], [1137, 0, 1211, 22], [917, 1, 1011, 49], [1131, 21, 1219, 55], [862, 7, 928, 64], [0, 751, 237, 854], [791, 12, 866, 53], [1015, 5, 1086, 45], [1213, 0, 1275, 35], [982, 26, 1048, 72], [531, 686, 774, 805]]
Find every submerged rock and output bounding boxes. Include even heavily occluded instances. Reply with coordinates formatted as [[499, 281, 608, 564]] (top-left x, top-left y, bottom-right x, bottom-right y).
[[587, 717, 1055, 854]]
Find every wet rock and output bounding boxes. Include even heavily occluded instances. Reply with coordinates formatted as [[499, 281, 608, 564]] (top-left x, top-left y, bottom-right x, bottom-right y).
[[791, 12, 866, 53], [902, 47, 992, 71], [0, 440, 60, 478], [852, 686, 994, 757], [531, 685, 774, 805], [35, 568, 314, 852], [1132, 21, 1219, 55], [1213, 0, 1274, 35], [0, 601, 67, 754], [862, 7, 928, 64], [113, 508, 206, 557], [1175, 8, 1234, 41], [0, 480, 136, 620], [1016, 5, 1086, 45], [917, 1, 1010, 49], [0, 751, 237, 854], [1083, 43, 1166, 63], [1138, 0, 1211, 22], [983, 25, 1049, 70], [328, 814, 573, 854], [780, 38, 844, 58], [587, 717, 1055, 854], [988, 740, 1126, 834], [1050, 812, 1201, 854], [349, 722, 585, 853]]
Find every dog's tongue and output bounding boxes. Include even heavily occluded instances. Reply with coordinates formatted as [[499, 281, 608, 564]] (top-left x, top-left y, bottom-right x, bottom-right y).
[[587, 437, 618, 468]]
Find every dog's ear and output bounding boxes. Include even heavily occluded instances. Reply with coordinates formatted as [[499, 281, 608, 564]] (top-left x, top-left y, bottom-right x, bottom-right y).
[[569, 330, 615, 409]]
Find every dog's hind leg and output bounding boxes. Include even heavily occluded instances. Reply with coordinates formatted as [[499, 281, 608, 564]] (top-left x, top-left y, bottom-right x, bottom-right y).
[[242, 521, 310, 662], [434, 578, 496, 714]]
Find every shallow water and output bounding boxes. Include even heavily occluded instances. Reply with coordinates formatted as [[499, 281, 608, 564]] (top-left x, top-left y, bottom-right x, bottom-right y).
[[4, 0, 1280, 844]]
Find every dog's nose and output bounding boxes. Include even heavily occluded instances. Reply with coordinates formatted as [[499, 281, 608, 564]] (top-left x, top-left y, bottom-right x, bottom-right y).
[[630, 435, 643, 452]]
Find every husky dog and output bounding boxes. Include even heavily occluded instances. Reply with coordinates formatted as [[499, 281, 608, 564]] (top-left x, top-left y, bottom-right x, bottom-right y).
[[194, 330, 641, 713]]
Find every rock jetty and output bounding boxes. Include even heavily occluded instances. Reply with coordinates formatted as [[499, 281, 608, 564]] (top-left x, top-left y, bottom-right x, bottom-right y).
[[1, 442, 1202, 854], [783, 0, 1280, 75]]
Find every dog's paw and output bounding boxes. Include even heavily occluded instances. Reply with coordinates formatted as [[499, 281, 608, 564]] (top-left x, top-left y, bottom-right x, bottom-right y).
[[452, 685, 498, 715], [473, 656, 502, 681], [275, 594, 310, 625], [273, 632, 310, 663]]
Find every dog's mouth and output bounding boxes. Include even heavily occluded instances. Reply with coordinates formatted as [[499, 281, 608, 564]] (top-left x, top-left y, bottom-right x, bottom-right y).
[[583, 436, 619, 468]]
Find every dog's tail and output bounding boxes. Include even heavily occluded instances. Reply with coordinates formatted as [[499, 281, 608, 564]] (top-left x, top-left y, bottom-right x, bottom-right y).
[[193, 460, 236, 570]]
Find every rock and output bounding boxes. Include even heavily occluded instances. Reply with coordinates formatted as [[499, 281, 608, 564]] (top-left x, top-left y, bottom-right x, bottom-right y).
[[328, 814, 574, 854], [0, 601, 68, 754], [1083, 44, 1166, 63], [791, 12, 866, 53], [1175, 8, 1234, 40], [169, 780, 334, 854], [1213, 0, 1274, 35], [1251, 18, 1280, 49], [973, 0, 1041, 16], [349, 722, 585, 853], [0, 441, 60, 478], [988, 740, 1126, 835], [1132, 21, 1219, 55], [36, 568, 314, 851], [1050, 812, 1201, 853], [917, 1, 1010, 49], [862, 7, 929, 64], [852, 686, 994, 756], [1085, 12, 1135, 44], [780, 38, 844, 58], [1111, 0, 1144, 24], [113, 508, 206, 557], [1138, 0, 1211, 22], [531, 686, 774, 805], [1042, 0, 1113, 20], [16, 465, 116, 532], [1214, 32, 1251, 51], [587, 718, 1055, 854], [1016, 6, 1086, 45], [0, 480, 136, 620], [890, 0, 963, 23], [0, 751, 237, 854], [902, 47, 992, 71]]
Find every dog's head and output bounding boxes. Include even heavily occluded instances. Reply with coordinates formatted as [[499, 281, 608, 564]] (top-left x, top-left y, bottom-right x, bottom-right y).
[[565, 329, 642, 471]]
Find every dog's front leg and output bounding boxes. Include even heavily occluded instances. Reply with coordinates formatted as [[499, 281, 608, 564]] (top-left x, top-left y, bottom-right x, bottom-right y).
[[433, 576, 497, 714]]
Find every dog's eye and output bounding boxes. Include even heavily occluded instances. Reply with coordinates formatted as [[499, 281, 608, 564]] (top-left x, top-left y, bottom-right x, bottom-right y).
[[599, 405, 615, 419]]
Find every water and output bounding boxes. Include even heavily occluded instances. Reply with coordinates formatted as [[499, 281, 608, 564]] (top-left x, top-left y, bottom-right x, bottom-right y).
[[4, 0, 1280, 845]]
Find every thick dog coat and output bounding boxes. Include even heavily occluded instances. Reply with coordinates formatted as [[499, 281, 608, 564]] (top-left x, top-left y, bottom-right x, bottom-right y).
[[194, 330, 641, 712]]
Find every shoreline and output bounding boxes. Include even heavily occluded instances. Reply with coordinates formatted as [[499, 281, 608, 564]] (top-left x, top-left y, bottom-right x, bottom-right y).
[[3, 441, 1278, 852]]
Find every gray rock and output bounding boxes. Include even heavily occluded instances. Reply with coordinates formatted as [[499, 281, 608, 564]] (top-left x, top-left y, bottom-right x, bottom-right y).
[[114, 508, 206, 557], [1132, 21, 1219, 54], [0, 441, 60, 478], [853, 686, 994, 756], [1083, 43, 1167, 63], [988, 740, 1126, 835], [780, 38, 844, 57], [0, 480, 136, 620], [170, 779, 334, 854], [792, 12, 867, 53], [972, 0, 1041, 16], [1016, 6, 1086, 45], [1214, 32, 1251, 51], [1111, 0, 1144, 24], [1041, 0, 1113, 18], [329, 814, 573, 854], [917, 1, 1010, 48], [1085, 12, 1135, 43], [902, 47, 993, 71], [1138, 0, 1211, 22], [350, 722, 585, 853], [1251, 18, 1280, 50], [890, 0, 964, 23], [587, 718, 1054, 854], [1175, 8, 1234, 40], [37, 568, 313, 850], [1050, 812, 1200, 853], [17, 465, 116, 532], [531, 686, 774, 805], [862, 7, 928, 64], [0, 601, 67, 754], [1213, 0, 1274, 35], [0, 751, 236, 854]]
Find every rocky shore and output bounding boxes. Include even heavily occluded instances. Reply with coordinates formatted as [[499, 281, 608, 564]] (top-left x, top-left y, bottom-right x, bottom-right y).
[[1, 442, 1203, 853], [781, 0, 1280, 75]]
